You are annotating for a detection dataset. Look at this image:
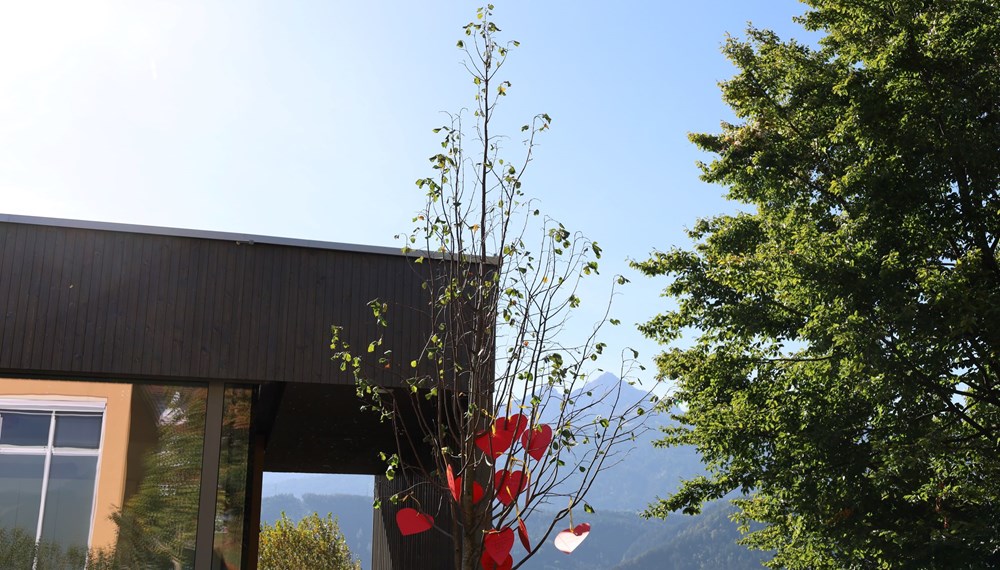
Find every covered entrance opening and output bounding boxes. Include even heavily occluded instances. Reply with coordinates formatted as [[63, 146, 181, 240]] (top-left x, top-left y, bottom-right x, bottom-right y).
[[0, 214, 453, 569]]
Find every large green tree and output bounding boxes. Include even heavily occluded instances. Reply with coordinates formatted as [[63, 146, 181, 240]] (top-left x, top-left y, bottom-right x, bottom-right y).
[[635, 0, 1000, 568], [258, 513, 360, 570]]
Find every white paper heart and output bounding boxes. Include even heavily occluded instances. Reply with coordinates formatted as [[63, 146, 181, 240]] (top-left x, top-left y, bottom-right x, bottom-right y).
[[553, 523, 590, 554]]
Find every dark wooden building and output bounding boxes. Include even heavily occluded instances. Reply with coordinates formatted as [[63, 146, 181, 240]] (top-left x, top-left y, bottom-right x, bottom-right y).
[[0, 214, 451, 569]]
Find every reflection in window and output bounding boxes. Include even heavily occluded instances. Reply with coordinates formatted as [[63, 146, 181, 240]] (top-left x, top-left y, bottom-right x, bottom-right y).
[[108, 384, 208, 570], [213, 386, 253, 569]]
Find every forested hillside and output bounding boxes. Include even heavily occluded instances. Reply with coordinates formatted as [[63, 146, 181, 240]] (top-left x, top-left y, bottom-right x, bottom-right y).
[[261, 493, 768, 570]]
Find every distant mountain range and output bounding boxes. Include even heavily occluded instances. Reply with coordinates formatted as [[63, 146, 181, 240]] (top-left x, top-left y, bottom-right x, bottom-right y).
[[559, 372, 704, 512], [260, 494, 767, 570], [263, 472, 374, 498], [261, 373, 769, 569]]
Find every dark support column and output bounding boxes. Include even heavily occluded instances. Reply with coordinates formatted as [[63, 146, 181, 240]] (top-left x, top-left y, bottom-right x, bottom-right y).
[[372, 473, 455, 570], [195, 381, 226, 569], [244, 437, 266, 570], [245, 382, 282, 570]]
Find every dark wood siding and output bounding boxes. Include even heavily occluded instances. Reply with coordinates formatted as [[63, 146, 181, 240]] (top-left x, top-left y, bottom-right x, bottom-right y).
[[0, 220, 429, 386], [373, 474, 455, 570]]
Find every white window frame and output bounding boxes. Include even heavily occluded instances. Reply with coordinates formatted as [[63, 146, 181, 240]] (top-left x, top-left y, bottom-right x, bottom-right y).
[[0, 397, 106, 561]]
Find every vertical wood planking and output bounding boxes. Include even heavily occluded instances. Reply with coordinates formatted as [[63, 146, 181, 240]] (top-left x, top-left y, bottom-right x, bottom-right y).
[[38, 227, 66, 367], [0, 225, 16, 366], [169, 235, 191, 378], [262, 246, 283, 381], [88, 230, 111, 371], [307, 248, 324, 383], [372, 473, 455, 570], [8, 224, 27, 366], [248, 244, 269, 383], [0, 219, 444, 388], [20, 225, 48, 369], [80, 229, 102, 373], [103, 232, 127, 373], [203, 236, 224, 378]]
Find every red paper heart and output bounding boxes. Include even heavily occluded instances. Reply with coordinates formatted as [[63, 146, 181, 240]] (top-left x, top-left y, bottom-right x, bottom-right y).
[[494, 469, 528, 506], [447, 464, 459, 502], [517, 517, 531, 552], [483, 527, 515, 564], [476, 414, 530, 459], [521, 423, 552, 461], [479, 551, 513, 570], [553, 523, 591, 554], [396, 508, 434, 536], [476, 427, 514, 459], [453, 477, 485, 504], [497, 413, 529, 441]]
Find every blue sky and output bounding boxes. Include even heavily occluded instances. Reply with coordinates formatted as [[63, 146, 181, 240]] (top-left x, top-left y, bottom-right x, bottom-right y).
[[0, 0, 813, 383]]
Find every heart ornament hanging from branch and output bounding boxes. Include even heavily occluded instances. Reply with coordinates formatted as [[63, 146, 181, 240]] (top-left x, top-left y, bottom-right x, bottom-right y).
[[521, 423, 552, 461], [517, 517, 531, 552], [479, 551, 513, 570], [396, 508, 434, 536], [497, 413, 529, 441], [455, 477, 484, 504], [483, 527, 515, 564], [447, 456, 486, 504], [447, 464, 459, 501], [476, 414, 529, 459], [494, 469, 528, 506], [554, 523, 591, 554]]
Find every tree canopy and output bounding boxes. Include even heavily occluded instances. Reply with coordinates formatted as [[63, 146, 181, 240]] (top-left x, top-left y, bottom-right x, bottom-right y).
[[635, 0, 1000, 568], [258, 513, 360, 570]]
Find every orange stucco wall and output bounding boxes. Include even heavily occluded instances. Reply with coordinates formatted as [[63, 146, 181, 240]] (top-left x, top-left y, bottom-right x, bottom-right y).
[[0, 377, 133, 552]]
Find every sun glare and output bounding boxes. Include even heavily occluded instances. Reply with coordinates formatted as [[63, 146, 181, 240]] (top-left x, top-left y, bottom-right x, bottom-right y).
[[0, 1, 114, 71]]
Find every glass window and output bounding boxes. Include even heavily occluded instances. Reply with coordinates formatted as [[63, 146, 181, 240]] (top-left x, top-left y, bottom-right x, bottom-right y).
[[0, 411, 51, 446], [0, 406, 102, 568], [41, 455, 99, 551], [112, 384, 207, 570], [0, 380, 253, 570], [53, 414, 103, 449], [213, 385, 253, 570], [0, 384, 211, 570], [0, 454, 45, 533]]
